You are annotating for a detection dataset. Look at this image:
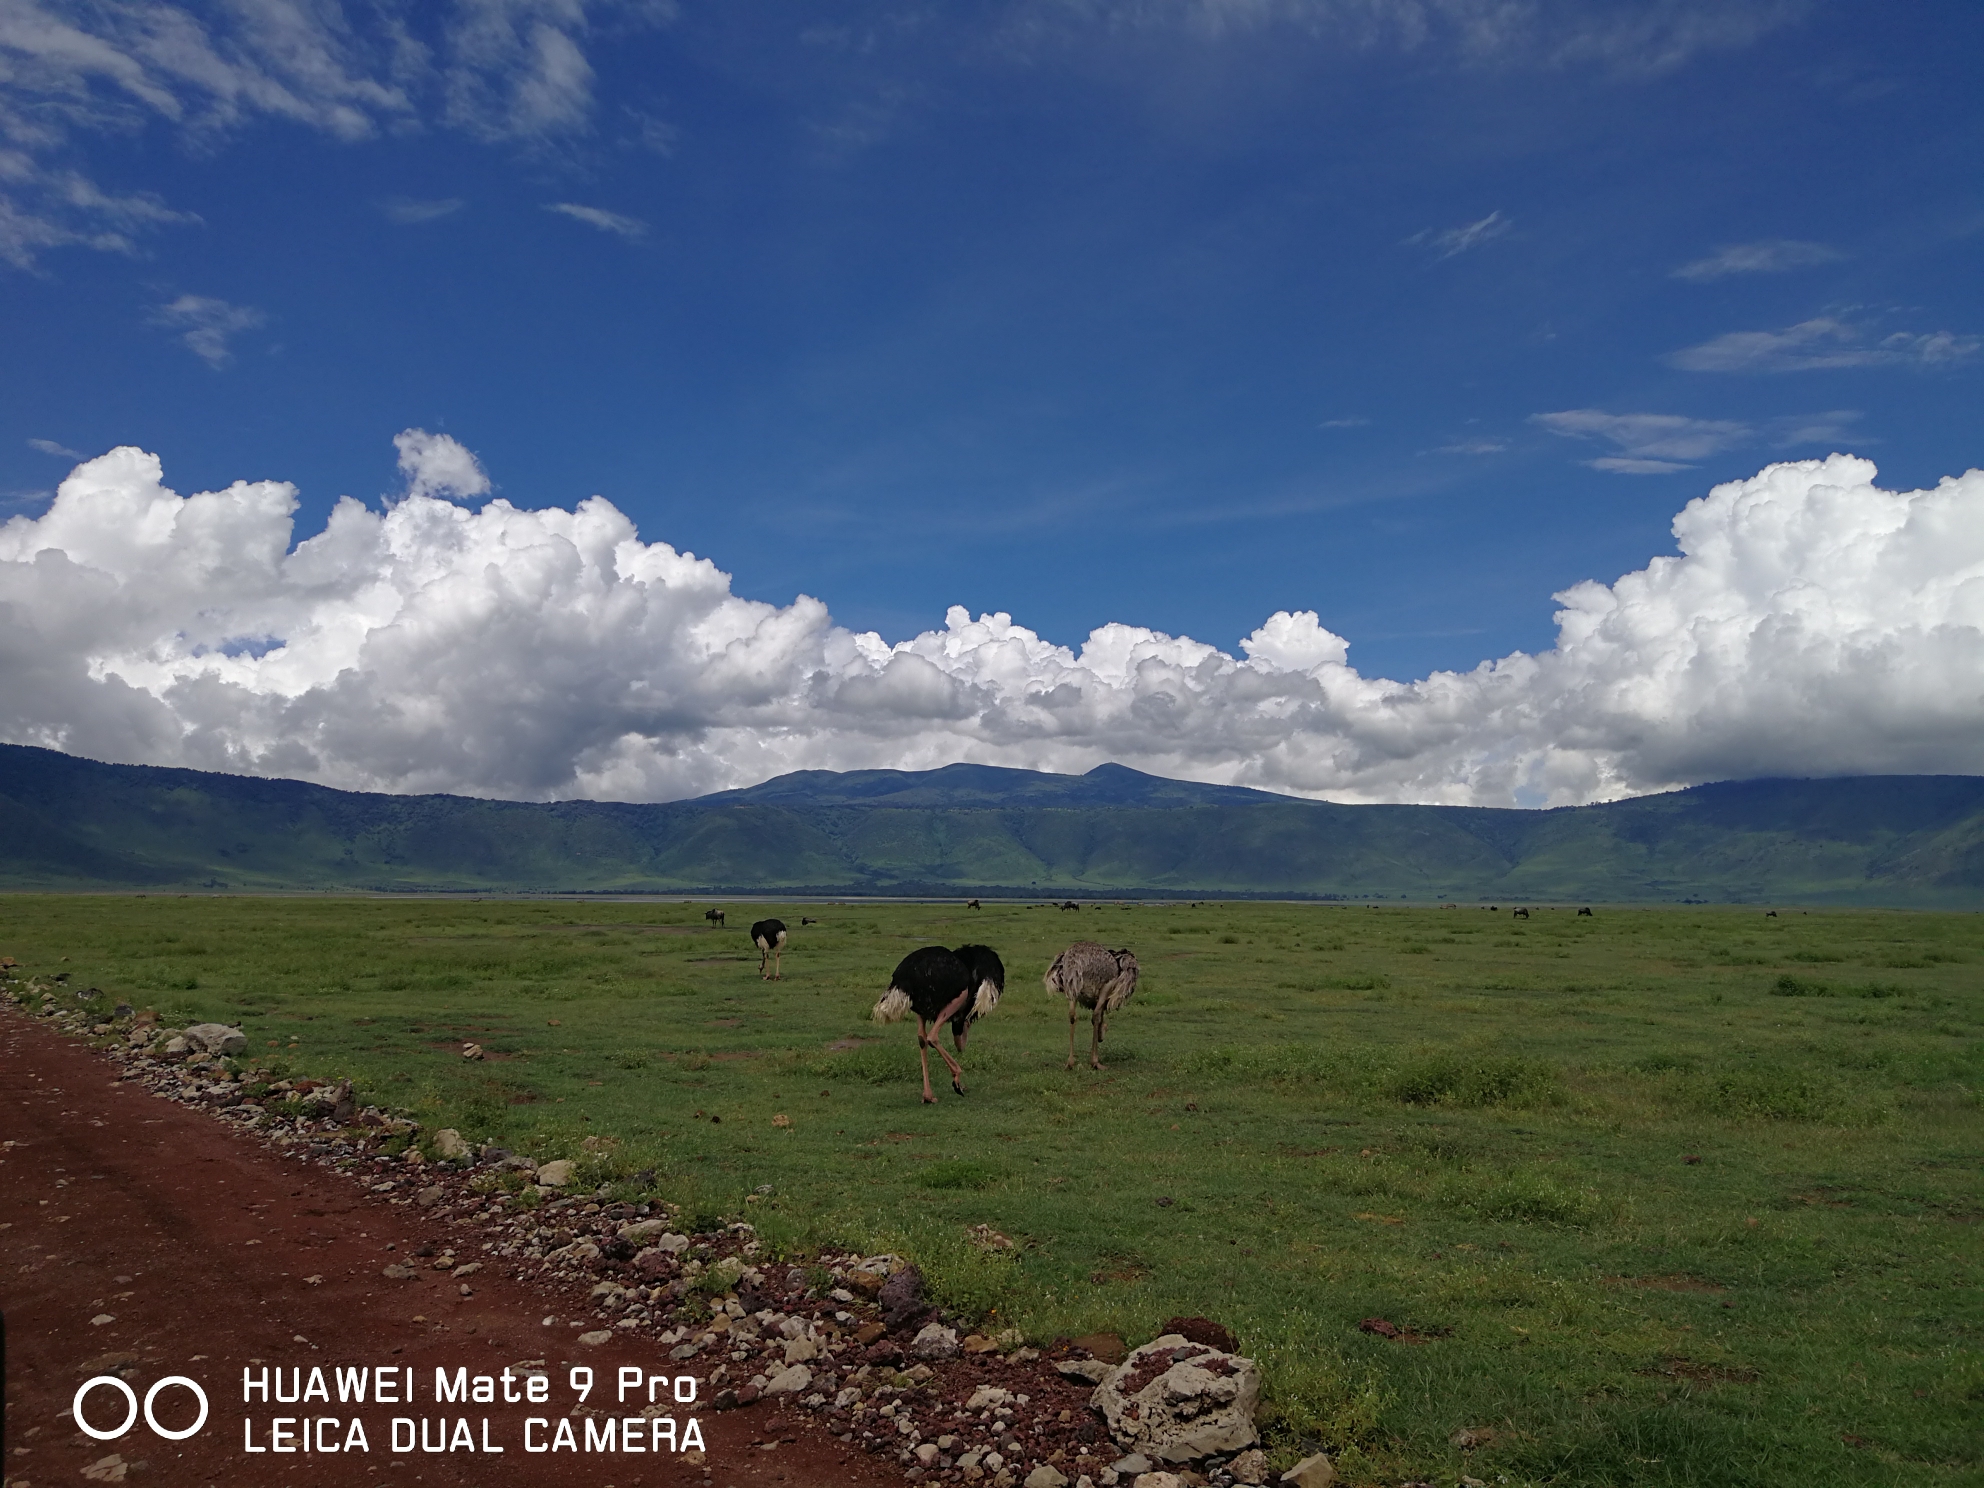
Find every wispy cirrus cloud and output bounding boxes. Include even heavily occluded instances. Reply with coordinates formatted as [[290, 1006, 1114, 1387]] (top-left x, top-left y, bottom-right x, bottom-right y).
[[149, 295, 266, 368], [380, 196, 466, 225], [1534, 407, 1865, 473], [545, 202, 647, 239], [1672, 239, 1844, 281], [1667, 317, 1980, 373], [1406, 209, 1510, 260], [1002, 1, 1801, 76], [28, 438, 82, 458], [0, 1, 671, 267], [1532, 409, 1749, 473]]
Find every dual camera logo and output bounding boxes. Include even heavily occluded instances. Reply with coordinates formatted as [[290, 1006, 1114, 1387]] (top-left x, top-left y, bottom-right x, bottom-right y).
[[73, 1375, 210, 1442]]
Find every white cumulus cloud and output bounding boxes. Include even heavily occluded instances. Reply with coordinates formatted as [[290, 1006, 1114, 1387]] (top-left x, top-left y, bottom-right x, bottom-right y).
[[2, 437, 1982, 809], [392, 429, 490, 502]]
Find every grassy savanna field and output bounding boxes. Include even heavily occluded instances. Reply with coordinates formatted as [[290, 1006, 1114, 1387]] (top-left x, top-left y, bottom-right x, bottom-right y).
[[6, 895, 1981, 1486]]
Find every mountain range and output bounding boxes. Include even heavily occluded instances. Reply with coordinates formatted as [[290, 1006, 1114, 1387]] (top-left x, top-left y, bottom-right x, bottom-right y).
[[3, 743, 1982, 904]]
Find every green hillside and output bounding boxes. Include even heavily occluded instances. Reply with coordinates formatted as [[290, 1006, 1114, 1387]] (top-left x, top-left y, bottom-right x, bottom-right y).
[[3, 743, 1982, 903]]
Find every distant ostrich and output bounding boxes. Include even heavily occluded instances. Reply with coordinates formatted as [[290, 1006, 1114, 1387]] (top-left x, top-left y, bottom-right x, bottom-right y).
[[751, 919, 788, 980], [1044, 940, 1139, 1071], [801, 916, 819, 926], [704, 908, 725, 928], [872, 946, 1001, 1102]]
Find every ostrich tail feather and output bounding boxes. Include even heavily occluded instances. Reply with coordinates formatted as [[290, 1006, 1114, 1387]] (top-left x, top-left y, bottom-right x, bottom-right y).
[[872, 987, 912, 1023], [972, 978, 1002, 1019]]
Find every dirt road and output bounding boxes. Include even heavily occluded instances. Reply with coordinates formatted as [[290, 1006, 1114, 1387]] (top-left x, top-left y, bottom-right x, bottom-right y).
[[0, 1004, 894, 1488]]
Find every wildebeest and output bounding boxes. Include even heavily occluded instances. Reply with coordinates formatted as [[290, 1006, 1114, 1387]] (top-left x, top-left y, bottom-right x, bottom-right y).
[[704, 908, 725, 927], [1513, 907, 1530, 919]]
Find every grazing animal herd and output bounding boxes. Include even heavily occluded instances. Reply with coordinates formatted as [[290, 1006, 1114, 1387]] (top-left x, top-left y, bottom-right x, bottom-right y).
[[700, 898, 1591, 1101]]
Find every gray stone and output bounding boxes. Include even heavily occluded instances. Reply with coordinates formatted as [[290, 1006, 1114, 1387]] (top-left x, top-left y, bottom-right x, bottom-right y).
[[183, 1022, 247, 1056], [913, 1323, 960, 1360], [1025, 1468, 1070, 1488], [1112, 1457, 1154, 1476], [1093, 1336, 1261, 1464], [576, 1330, 613, 1346], [161, 1036, 190, 1058], [536, 1159, 578, 1187], [1228, 1448, 1271, 1485], [762, 1364, 813, 1396], [416, 1185, 446, 1208], [432, 1128, 471, 1161], [619, 1218, 672, 1245], [1277, 1454, 1334, 1488], [1132, 1476, 1183, 1488]]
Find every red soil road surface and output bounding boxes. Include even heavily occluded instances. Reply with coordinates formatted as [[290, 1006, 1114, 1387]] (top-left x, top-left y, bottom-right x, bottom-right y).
[[0, 1006, 895, 1488]]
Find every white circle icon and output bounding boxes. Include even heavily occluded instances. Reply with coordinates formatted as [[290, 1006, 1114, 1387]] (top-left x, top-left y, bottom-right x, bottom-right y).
[[73, 1377, 138, 1441], [145, 1377, 210, 1440]]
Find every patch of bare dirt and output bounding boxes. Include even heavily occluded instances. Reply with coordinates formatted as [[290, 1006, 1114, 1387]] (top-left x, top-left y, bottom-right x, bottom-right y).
[[0, 1005, 893, 1488]]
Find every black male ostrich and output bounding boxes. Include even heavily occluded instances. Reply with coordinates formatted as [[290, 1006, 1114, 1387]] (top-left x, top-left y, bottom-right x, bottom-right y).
[[751, 919, 788, 980], [872, 945, 1001, 1103], [1044, 940, 1139, 1070]]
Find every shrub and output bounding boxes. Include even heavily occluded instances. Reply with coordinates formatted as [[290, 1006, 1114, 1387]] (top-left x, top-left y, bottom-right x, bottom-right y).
[[1441, 1168, 1610, 1228], [915, 1160, 998, 1190], [1770, 974, 1831, 997], [1383, 1053, 1561, 1109]]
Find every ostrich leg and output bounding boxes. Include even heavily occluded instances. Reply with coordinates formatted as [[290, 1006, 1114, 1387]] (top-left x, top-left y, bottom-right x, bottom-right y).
[[931, 989, 970, 1094], [916, 1019, 938, 1103], [1090, 1008, 1107, 1070], [1066, 1004, 1079, 1069]]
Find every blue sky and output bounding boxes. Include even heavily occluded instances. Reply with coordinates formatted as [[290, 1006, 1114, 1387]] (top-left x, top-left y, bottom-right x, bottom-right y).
[[1, 2, 1981, 805]]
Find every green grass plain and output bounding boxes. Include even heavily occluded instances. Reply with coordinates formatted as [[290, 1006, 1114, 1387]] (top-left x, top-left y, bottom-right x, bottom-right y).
[[6, 894, 1982, 1487]]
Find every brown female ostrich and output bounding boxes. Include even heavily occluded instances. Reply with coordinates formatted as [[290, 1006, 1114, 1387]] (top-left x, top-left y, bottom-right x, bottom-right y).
[[1044, 940, 1139, 1070], [872, 945, 1004, 1103]]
